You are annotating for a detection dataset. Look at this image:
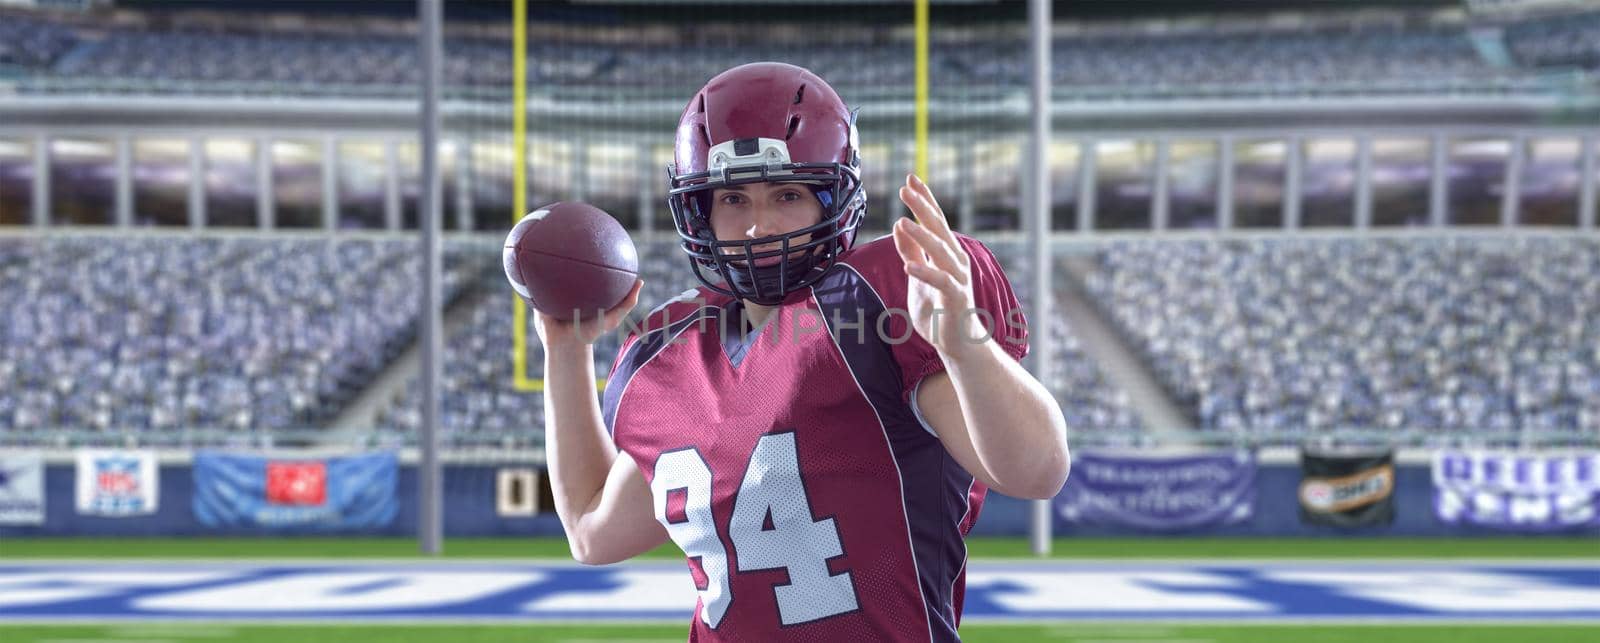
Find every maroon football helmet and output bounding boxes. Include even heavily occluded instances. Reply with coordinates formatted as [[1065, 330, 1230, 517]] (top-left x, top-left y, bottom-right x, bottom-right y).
[[667, 62, 867, 305]]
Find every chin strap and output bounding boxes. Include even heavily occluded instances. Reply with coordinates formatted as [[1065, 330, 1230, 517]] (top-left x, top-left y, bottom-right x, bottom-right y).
[[722, 247, 824, 305]]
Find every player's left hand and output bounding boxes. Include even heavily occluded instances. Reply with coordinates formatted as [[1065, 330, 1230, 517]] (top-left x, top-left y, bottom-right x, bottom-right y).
[[893, 173, 984, 358]]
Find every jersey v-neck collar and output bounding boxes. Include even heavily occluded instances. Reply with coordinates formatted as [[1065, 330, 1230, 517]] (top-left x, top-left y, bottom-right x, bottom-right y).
[[718, 298, 769, 369]]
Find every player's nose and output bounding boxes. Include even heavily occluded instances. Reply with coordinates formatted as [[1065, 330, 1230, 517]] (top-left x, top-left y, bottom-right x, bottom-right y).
[[745, 208, 787, 239]]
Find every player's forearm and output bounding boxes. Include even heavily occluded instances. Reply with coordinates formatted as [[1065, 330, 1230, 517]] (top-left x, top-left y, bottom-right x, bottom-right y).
[[941, 339, 1070, 499], [543, 340, 616, 538]]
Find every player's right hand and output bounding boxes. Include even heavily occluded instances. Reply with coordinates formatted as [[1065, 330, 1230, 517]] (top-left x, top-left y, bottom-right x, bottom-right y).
[[533, 278, 644, 349]]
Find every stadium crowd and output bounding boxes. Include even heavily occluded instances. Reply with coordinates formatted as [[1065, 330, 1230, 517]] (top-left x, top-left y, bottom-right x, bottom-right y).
[[0, 236, 488, 439], [2, 7, 1594, 97], [374, 239, 1139, 446], [1085, 236, 1600, 438]]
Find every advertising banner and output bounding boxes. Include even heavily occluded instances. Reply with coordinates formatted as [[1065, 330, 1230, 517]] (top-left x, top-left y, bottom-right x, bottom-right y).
[[1055, 450, 1256, 531], [193, 451, 397, 530], [0, 452, 45, 525], [75, 449, 159, 516], [1298, 450, 1396, 527], [496, 468, 540, 517], [1433, 451, 1599, 531]]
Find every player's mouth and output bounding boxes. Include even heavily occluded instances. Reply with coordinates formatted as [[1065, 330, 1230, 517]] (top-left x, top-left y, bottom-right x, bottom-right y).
[[729, 247, 795, 268]]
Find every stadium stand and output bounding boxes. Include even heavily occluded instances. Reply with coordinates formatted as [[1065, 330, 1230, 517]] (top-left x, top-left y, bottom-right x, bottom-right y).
[[374, 240, 678, 447], [1083, 235, 1600, 438], [1047, 27, 1529, 94], [986, 239, 1143, 434], [5, 3, 1596, 450], [0, 12, 80, 69], [6, 7, 1597, 98], [19, 230, 1588, 445], [54, 29, 516, 90], [1046, 312, 1143, 435], [0, 235, 491, 440], [373, 238, 1141, 446], [1504, 10, 1600, 69]]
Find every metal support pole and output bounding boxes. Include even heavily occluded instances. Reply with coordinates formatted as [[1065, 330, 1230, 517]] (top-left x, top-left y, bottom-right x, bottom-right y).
[[1027, 0, 1054, 559], [1151, 138, 1170, 231], [1077, 137, 1096, 232], [958, 138, 975, 232], [1217, 136, 1235, 230], [638, 141, 655, 242], [32, 134, 49, 226], [115, 135, 132, 227], [1430, 133, 1447, 228], [456, 138, 474, 231], [1355, 135, 1372, 230], [1580, 135, 1596, 231], [571, 136, 588, 203], [323, 135, 339, 230], [418, 0, 444, 557], [1502, 133, 1523, 227], [385, 139, 401, 231], [257, 136, 275, 229], [189, 136, 206, 229], [891, 139, 907, 225], [1284, 135, 1302, 230]]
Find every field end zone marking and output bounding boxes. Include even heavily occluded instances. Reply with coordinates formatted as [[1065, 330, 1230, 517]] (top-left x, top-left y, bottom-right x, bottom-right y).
[[2, 563, 1595, 623]]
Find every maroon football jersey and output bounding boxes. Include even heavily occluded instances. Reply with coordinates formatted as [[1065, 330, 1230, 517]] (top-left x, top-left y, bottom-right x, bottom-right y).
[[602, 233, 1028, 642]]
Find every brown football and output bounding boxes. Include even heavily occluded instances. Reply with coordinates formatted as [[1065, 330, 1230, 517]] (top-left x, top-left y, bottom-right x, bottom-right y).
[[503, 202, 639, 322]]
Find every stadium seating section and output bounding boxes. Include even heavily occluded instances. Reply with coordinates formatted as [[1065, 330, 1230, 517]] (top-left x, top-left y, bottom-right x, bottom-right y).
[[4, 5, 1599, 448], [373, 238, 1137, 447], [6, 229, 1600, 446], [2, 8, 1596, 97], [0, 236, 491, 439], [1084, 236, 1600, 438]]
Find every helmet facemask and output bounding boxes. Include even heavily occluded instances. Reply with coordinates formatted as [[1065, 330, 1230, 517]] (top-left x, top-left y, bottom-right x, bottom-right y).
[[668, 136, 865, 305]]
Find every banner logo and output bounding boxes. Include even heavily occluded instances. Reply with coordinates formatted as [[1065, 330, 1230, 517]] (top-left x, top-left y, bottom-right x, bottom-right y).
[[75, 450, 159, 516], [1300, 468, 1392, 512], [193, 451, 397, 531], [1433, 451, 1599, 531], [1054, 450, 1256, 531], [1299, 450, 1396, 528], [497, 468, 540, 517], [0, 453, 45, 525], [267, 462, 327, 506]]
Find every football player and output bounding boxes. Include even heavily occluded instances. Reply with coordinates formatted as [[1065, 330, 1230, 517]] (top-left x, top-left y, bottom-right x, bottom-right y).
[[535, 62, 1070, 642]]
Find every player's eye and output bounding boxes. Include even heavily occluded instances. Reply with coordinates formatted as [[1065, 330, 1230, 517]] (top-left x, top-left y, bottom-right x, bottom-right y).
[[719, 193, 744, 206], [778, 190, 802, 202]]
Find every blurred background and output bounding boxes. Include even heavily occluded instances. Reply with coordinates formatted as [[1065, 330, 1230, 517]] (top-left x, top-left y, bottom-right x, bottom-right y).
[[0, 0, 1597, 641]]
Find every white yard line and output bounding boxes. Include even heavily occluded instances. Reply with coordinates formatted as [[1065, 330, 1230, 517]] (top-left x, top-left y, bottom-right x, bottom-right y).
[[35, 639, 178, 643], [102, 627, 237, 639], [1068, 639, 1213, 643]]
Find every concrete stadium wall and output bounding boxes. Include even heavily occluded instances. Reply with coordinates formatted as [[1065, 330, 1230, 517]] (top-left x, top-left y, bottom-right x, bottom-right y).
[[4, 462, 1595, 539], [975, 463, 1600, 538]]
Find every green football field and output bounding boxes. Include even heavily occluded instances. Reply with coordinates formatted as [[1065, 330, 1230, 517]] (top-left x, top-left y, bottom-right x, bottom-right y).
[[3, 535, 1597, 559], [1, 624, 1598, 643], [3, 537, 1595, 642]]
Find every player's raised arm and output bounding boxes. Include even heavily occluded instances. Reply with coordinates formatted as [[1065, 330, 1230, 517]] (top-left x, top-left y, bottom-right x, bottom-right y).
[[535, 291, 669, 564], [506, 204, 667, 564], [893, 173, 1071, 500]]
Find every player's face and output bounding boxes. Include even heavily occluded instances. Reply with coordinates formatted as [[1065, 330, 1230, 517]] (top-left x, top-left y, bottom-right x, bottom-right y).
[[708, 182, 824, 267]]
